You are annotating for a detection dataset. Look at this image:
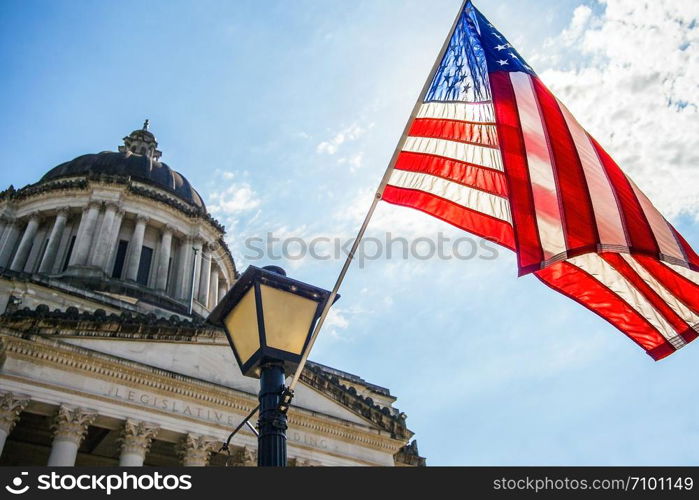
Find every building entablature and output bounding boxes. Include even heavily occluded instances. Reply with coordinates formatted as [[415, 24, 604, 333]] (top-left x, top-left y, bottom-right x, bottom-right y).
[[0, 305, 411, 439], [0, 331, 409, 465]]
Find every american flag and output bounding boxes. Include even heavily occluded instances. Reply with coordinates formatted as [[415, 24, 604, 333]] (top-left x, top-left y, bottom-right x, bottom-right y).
[[381, 1, 699, 360]]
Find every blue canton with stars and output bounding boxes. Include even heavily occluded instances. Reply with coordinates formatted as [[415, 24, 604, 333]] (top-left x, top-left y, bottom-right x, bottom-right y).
[[425, 2, 535, 104]]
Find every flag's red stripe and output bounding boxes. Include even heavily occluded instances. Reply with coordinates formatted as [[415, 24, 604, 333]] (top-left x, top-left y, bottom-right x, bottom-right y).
[[670, 226, 699, 270], [382, 185, 516, 250], [531, 77, 599, 251], [633, 256, 699, 314], [602, 253, 692, 335], [489, 72, 543, 272], [409, 118, 499, 148], [394, 151, 508, 198], [589, 137, 660, 257], [535, 261, 675, 360]]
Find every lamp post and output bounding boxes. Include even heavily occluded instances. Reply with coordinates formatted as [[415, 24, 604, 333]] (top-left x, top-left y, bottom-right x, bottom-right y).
[[207, 265, 337, 466]]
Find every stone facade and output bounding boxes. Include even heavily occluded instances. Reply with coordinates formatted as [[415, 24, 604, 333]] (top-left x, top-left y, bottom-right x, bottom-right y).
[[0, 125, 425, 467]]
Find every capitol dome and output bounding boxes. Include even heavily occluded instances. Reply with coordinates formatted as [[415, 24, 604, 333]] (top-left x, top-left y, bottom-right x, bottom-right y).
[[42, 152, 206, 210], [0, 122, 237, 319]]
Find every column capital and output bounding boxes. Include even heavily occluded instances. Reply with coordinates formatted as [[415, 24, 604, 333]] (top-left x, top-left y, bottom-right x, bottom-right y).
[[0, 392, 30, 434], [0, 214, 13, 224], [55, 208, 71, 218], [192, 236, 206, 249], [86, 200, 102, 210], [51, 405, 97, 444], [135, 214, 150, 224], [119, 419, 159, 456], [229, 445, 257, 467], [24, 212, 41, 223], [103, 201, 121, 211], [177, 433, 217, 466], [289, 457, 316, 467], [162, 224, 175, 235]]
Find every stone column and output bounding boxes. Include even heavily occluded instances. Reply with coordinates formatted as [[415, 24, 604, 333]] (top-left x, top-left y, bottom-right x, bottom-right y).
[[47, 405, 96, 466], [38, 209, 69, 274], [90, 202, 119, 270], [155, 225, 173, 291], [209, 268, 220, 308], [125, 215, 149, 282], [103, 208, 125, 273], [175, 240, 193, 300], [118, 419, 159, 466], [197, 245, 212, 307], [0, 216, 7, 242], [0, 392, 29, 457], [177, 433, 217, 466], [0, 219, 20, 269], [189, 238, 204, 303], [69, 202, 101, 267], [10, 213, 40, 272], [230, 446, 257, 467], [218, 281, 227, 304]]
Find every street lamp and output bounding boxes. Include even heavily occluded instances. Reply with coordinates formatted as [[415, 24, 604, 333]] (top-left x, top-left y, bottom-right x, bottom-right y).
[[207, 265, 337, 466]]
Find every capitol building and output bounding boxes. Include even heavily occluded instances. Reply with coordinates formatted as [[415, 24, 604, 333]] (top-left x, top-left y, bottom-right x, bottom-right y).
[[0, 124, 425, 467]]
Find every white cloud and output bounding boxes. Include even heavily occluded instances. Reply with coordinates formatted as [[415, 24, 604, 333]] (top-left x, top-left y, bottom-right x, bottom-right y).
[[316, 122, 370, 155], [208, 176, 261, 215], [560, 5, 594, 46], [326, 307, 349, 330], [337, 152, 364, 173], [536, 0, 699, 220]]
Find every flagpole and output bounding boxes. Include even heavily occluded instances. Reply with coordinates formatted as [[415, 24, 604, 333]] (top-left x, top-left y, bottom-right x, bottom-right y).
[[285, 0, 471, 396]]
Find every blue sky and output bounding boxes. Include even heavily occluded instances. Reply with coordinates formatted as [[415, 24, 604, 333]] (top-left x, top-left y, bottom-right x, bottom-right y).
[[1, 0, 698, 465]]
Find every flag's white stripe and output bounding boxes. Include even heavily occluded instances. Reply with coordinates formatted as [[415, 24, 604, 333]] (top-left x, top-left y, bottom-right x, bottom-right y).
[[569, 253, 685, 346], [622, 254, 699, 327], [387, 169, 512, 223], [510, 72, 567, 260], [558, 100, 628, 250], [662, 260, 699, 286], [402, 136, 504, 171], [417, 101, 495, 124], [626, 177, 685, 262]]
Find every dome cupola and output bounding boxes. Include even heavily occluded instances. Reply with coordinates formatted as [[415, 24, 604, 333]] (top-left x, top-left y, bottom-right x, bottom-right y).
[[119, 119, 162, 162], [41, 122, 205, 210]]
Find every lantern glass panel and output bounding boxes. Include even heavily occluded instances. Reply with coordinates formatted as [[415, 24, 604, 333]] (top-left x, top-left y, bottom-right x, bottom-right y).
[[260, 284, 318, 355], [223, 286, 260, 365]]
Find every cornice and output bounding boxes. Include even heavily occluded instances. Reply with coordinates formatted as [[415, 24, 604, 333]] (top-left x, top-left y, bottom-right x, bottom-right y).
[[0, 304, 216, 341], [300, 365, 411, 440], [0, 179, 89, 203]]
